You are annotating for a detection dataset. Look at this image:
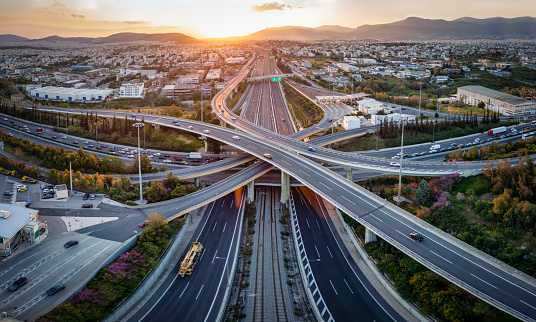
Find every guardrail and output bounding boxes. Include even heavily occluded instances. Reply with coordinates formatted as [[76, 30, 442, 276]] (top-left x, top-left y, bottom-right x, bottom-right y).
[[289, 193, 333, 322]]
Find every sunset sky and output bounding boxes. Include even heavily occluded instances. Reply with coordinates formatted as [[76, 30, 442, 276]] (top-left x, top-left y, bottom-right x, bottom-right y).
[[1, 0, 535, 39]]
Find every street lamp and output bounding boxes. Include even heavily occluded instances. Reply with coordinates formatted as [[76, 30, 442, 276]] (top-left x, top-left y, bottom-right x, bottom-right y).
[[418, 82, 422, 119], [133, 123, 144, 203], [397, 120, 405, 206]]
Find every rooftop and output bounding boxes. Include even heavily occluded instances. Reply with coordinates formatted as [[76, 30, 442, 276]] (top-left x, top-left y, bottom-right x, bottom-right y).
[[459, 85, 529, 106], [0, 204, 38, 239]]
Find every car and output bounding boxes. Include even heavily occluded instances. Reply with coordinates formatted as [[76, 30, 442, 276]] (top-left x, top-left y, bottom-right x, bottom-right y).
[[73, 141, 79, 144], [89, 194, 96, 200], [8, 277, 27, 291], [42, 194, 54, 199], [52, 136, 57, 139], [203, 130, 210, 134], [131, 114, 137, 119], [139, 220, 149, 228], [409, 232, 423, 241], [43, 188, 53, 194], [391, 156, 399, 159], [487, 138, 493, 142], [158, 156, 165, 159], [390, 162, 400, 167], [3, 191, 13, 196], [46, 284, 66, 296], [17, 186, 27, 192], [308, 147, 316, 152], [127, 154, 135, 158], [412, 153, 419, 157], [173, 155, 182, 160], [451, 143, 459, 147], [163, 159, 171, 163], [64, 240, 79, 248], [231, 117, 237, 121], [178, 161, 188, 165], [88, 144, 94, 148], [499, 135, 505, 139], [263, 153, 273, 159], [164, 154, 170, 158], [172, 120, 179, 124], [82, 193, 89, 200], [328, 119, 332, 122], [62, 136, 67, 139], [44, 184, 54, 189], [84, 141, 89, 145], [188, 126, 193, 129], [81, 203, 93, 208], [232, 136, 240, 140]]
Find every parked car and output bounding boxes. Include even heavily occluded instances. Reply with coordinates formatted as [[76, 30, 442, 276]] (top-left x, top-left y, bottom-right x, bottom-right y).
[[82, 193, 89, 200], [3, 191, 13, 196], [8, 277, 27, 291], [89, 194, 96, 200], [81, 203, 93, 208], [46, 284, 66, 296], [409, 232, 423, 241], [64, 240, 79, 248], [17, 186, 27, 192], [42, 194, 54, 199]]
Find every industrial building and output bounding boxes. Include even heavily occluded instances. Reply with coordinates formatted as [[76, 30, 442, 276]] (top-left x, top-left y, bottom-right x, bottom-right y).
[[341, 116, 361, 130], [457, 85, 536, 116], [371, 113, 416, 125], [181, 73, 202, 85], [0, 205, 42, 257], [30, 86, 113, 102], [356, 99, 384, 115], [206, 69, 222, 81]]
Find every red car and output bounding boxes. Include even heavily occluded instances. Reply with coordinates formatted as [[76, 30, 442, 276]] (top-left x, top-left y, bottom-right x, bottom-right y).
[[139, 220, 149, 228]]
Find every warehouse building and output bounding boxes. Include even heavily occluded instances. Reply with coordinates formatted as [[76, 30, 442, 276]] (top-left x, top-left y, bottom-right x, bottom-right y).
[[0, 205, 42, 257], [30, 86, 113, 102], [457, 85, 536, 116]]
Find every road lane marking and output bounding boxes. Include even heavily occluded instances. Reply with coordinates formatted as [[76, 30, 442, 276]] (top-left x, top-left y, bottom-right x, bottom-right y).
[[369, 214, 383, 222], [196, 284, 204, 300], [230, 200, 234, 208], [316, 219, 321, 229], [213, 222, 217, 231], [314, 245, 321, 259], [329, 280, 339, 295], [520, 300, 536, 311], [222, 222, 227, 233], [319, 181, 332, 190], [341, 195, 356, 205], [470, 273, 497, 289], [299, 169, 310, 177], [179, 282, 190, 298], [305, 219, 310, 228], [196, 202, 216, 240], [221, 200, 225, 207], [430, 250, 452, 264], [212, 250, 218, 263], [343, 279, 354, 294], [326, 246, 333, 258]]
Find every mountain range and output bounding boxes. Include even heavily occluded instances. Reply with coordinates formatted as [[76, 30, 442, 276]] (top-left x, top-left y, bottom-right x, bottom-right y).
[[1, 17, 535, 43]]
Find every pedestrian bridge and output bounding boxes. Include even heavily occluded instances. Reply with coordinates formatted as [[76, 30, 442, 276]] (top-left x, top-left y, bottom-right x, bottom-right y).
[[247, 73, 294, 82]]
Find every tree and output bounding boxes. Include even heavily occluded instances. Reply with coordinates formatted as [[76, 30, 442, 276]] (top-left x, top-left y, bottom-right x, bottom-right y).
[[163, 172, 181, 190], [415, 179, 431, 206], [171, 185, 187, 198], [477, 101, 485, 109], [130, 154, 153, 173], [146, 180, 168, 203]]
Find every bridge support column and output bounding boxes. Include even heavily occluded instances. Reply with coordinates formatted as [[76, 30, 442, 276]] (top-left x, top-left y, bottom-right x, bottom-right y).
[[153, 124, 160, 131], [220, 119, 226, 127], [280, 171, 290, 204], [343, 166, 353, 181], [204, 139, 208, 153], [365, 227, 377, 243], [194, 177, 199, 188], [246, 181, 255, 203]]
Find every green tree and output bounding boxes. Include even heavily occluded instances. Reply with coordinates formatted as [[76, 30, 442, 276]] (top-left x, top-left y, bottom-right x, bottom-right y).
[[171, 185, 187, 198], [415, 179, 431, 206], [163, 172, 181, 190], [130, 154, 153, 173], [146, 180, 168, 203]]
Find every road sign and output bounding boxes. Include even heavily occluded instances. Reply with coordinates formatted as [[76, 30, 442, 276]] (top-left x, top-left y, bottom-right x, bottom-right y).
[[269, 56, 275, 58], [271, 77, 281, 82]]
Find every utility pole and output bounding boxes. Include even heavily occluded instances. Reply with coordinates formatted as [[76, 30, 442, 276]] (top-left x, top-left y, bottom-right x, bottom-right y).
[[69, 162, 73, 196], [418, 82, 422, 119], [376, 124, 379, 150], [133, 123, 144, 203], [397, 121, 405, 206]]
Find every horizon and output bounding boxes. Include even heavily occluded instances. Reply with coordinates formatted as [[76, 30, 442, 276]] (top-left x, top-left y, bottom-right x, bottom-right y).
[[2, 15, 536, 40], [1, 0, 536, 39]]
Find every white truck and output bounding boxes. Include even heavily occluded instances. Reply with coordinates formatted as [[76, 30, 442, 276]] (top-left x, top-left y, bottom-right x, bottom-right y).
[[430, 144, 441, 151], [187, 152, 202, 159]]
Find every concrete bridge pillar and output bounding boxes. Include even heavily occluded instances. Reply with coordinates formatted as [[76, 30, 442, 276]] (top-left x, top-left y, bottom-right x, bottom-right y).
[[280, 171, 290, 204], [153, 123, 160, 131], [343, 166, 353, 181], [204, 139, 208, 152], [246, 181, 255, 203], [365, 227, 377, 243], [194, 177, 200, 188], [220, 119, 226, 127]]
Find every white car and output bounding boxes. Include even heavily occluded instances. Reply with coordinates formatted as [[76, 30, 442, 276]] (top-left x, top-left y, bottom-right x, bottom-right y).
[[390, 162, 400, 167], [188, 126, 193, 129], [203, 130, 210, 134], [232, 136, 240, 140], [163, 159, 171, 163], [127, 154, 135, 158], [231, 117, 237, 121]]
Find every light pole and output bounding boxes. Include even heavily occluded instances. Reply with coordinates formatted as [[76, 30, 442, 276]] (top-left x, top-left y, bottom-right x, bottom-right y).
[[418, 82, 422, 119], [397, 120, 405, 206], [133, 123, 144, 203]]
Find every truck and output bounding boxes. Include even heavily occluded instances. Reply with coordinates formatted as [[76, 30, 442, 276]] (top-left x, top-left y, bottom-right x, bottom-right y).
[[430, 144, 441, 151], [187, 152, 202, 159], [488, 126, 507, 136], [178, 242, 204, 277]]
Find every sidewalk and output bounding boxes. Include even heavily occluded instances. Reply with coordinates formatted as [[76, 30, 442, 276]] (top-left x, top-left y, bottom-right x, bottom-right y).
[[322, 200, 429, 322]]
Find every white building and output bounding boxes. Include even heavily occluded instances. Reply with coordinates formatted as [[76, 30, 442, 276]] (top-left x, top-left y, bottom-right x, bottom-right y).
[[335, 63, 359, 73], [182, 74, 201, 85], [341, 116, 361, 130], [119, 82, 144, 98], [371, 113, 416, 125], [457, 85, 536, 116], [206, 69, 222, 81], [30, 86, 113, 102], [356, 99, 384, 115]]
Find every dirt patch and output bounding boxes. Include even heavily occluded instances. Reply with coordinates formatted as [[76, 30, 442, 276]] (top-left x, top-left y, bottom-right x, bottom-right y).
[[478, 192, 494, 201]]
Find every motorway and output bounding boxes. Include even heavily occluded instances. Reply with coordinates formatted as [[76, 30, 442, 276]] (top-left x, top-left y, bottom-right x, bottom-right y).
[[292, 186, 403, 321], [127, 192, 244, 322]]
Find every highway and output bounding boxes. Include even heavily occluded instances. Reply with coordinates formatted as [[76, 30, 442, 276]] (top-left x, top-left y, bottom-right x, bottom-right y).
[[127, 192, 244, 322], [292, 186, 403, 321]]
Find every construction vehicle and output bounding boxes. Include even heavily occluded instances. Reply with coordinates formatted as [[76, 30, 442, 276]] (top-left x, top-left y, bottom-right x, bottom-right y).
[[1, 169, 15, 176], [21, 176, 37, 184], [178, 242, 203, 277]]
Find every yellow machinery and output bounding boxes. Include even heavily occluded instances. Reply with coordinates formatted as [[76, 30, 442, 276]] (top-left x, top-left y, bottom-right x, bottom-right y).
[[178, 242, 203, 277], [21, 176, 37, 183]]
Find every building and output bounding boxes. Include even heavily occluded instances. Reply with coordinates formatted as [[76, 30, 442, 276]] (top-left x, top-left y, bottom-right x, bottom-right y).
[[457, 85, 536, 116], [10, 93, 25, 101], [70, 65, 94, 70], [162, 84, 197, 99], [119, 82, 144, 98], [0, 205, 42, 257], [371, 113, 416, 126], [206, 69, 222, 81], [55, 184, 69, 199], [335, 62, 359, 73], [341, 116, 361, 130], [30, 86, 113, 102], [182, 73, 202, 85], [356, 99, 384, 115]]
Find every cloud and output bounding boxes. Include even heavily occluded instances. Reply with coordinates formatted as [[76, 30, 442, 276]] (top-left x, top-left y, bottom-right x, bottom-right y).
[[252, 2, 292, 12], [41, 0, 85, 19], [123, 21, 148, 25], [71, 14, 85, 19]]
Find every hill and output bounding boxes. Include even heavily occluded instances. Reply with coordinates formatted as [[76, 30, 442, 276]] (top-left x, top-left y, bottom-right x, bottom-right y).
[[0, 32, 198, 44]]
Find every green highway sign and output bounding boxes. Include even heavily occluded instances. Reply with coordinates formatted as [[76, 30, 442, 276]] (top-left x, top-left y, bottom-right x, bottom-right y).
[[269, 56, 275, 58], [271, 77, 281, 81]]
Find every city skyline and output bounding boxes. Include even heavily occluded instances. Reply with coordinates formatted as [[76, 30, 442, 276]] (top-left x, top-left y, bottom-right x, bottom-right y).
[[1, 0, 536, 39]]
